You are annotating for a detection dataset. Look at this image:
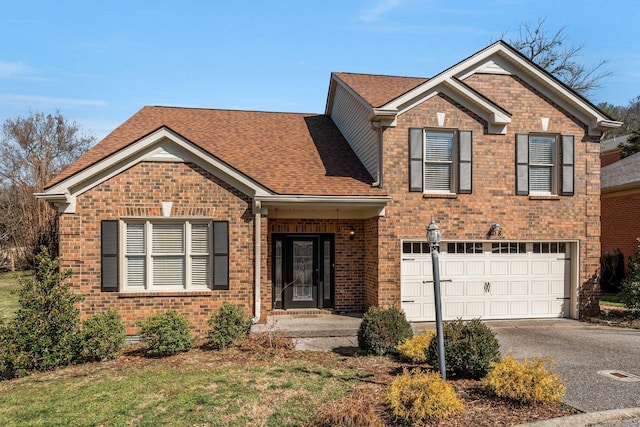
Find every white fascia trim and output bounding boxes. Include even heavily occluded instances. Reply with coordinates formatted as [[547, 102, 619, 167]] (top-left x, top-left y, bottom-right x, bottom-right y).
[[34, 191, 76, 213], [256, 194, 390, 207], [43, 127, 272, 201]]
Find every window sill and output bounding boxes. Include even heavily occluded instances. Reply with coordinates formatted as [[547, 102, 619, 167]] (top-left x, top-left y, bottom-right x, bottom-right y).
[[423, 193, 458, 199], [529, 195, 561, 201], [117, 291, 213, 298]]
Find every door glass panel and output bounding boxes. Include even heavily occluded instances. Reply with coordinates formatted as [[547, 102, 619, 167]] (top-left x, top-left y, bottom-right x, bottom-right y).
[[323, 241, 331, 300], [275, 240, 282, 302], [293, 241, 313, 301]]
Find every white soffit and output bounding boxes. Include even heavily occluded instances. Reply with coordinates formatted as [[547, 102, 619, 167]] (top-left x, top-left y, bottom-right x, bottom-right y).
[[42, 127, 271, 203]]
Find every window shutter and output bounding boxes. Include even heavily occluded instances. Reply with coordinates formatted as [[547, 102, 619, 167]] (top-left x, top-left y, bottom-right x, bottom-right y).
[[212, 221, 229, 290], [516, 134, 529, 195], [408, 128, 423, 192], [458, 130, 472, 194], [561, 135, 574, 196], [101, 220, 119, 292]]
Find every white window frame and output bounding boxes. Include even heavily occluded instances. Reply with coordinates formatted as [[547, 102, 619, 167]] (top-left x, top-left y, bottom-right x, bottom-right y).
[[121, 219, 212, 292], [424, 130, 456, 194], [528, 134, 558, 196]]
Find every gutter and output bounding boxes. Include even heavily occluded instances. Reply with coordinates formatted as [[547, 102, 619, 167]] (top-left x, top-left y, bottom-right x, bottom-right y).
[[252, 201, 262, 323]]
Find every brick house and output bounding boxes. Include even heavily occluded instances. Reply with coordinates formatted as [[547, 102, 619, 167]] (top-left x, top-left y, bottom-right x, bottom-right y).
[[601, 150, 640, 266], [38, 41, 620, 334]]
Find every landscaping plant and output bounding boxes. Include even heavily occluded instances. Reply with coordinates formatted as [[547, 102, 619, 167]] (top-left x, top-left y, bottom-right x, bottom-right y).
[[395, 330, 435, 363], [357, 306, 413, 356], [482, 355, 566, 403], [207, 303, 251, 350], [79, 310, 126, 362], [0, 247, 82, 378], [137, 310, 194, 357], [387, 368, 464, 423], [621, 238, 640, 311], [426, 318, 500, 379]]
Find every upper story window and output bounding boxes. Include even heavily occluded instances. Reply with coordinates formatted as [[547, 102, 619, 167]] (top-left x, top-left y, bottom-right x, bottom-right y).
[[516, 134, 574, 196], [409, 128, 472, 194]]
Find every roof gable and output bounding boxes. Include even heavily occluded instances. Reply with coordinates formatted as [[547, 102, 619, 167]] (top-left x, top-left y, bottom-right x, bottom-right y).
[[45, 107, 383, 200], [329, 41, 621, 135]]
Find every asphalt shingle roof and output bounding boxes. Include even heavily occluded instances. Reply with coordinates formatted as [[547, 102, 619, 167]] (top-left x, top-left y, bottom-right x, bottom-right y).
[[48, 106, 383, 196], [601, 150, 640, 190], [333, 72, 428, 108]]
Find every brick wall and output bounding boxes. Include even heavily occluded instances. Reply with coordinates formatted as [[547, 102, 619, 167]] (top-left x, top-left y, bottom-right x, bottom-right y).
[[375, 74, 602, 317], [59, 161, 256, 335], [601, 189, 640, 267]]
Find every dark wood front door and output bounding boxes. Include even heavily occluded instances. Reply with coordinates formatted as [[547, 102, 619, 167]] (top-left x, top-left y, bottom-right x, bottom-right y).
[[273, 234, 334, 309]]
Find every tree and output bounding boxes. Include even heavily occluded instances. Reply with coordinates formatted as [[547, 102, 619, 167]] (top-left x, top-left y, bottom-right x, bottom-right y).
[[506, 17, 612, 98], [620, 125, 640, 158], [0, 112, 93, 268]]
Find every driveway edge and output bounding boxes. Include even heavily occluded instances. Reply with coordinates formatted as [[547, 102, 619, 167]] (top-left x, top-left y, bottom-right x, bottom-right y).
[[515, 407, 640, 426]]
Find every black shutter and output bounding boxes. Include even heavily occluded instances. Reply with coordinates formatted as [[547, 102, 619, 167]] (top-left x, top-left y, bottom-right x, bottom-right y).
[[101, 220, 119, 292], [561, 135, 574, 196], [408, 128, 424, 192], [516, 134, 529, 195], [212, 221, 229, 290], [458, 130, 472, 194]]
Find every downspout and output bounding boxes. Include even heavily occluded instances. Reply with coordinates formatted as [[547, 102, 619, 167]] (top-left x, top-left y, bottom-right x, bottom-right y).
[[370, 121, 383, 187], [252, 201, 262, 323]]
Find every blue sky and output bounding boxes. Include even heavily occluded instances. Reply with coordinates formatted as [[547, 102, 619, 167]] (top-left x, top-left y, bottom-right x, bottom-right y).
[[1, 0, 638, 141]]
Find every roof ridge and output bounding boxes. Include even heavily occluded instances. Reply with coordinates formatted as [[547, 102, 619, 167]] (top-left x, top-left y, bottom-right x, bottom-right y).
[[144, 105, 322, 116], [334, 71, 429, 80]]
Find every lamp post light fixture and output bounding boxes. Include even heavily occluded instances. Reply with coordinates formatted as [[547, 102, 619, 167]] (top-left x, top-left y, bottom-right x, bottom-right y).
[[427, 217, 446, 381]]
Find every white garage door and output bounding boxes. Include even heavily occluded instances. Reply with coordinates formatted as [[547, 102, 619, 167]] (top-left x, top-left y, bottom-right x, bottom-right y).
[[401, 241, 572, 322]]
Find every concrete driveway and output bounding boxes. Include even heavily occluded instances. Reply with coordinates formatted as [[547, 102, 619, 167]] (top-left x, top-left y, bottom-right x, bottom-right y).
[[489, 319, 640, 413]]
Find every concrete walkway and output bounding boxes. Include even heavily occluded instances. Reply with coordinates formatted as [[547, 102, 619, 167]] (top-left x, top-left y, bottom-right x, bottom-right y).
[[250, 314, 640, 426]]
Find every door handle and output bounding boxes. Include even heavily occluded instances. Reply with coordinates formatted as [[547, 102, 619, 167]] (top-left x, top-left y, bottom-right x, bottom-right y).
[[484, 282, 490, 293]]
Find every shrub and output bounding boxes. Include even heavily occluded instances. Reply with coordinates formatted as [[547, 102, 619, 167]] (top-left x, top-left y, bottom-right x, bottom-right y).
[[387, 368, 464, 423], [482, 355, 566, 403], [136, 310, 193, 357], [0, 248, 82, 378], [600, 249, 625, 293], [396, 331, 435, 363], [207, 303, 252, 350], [357, 306, 413, 356], [79, 311, 126, 362], [426, 318, 500, 379], [621, 239, 640, 311]]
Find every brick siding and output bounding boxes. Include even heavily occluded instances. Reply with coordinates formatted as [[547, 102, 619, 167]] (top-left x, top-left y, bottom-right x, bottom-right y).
[[601, 189, 640, 267]]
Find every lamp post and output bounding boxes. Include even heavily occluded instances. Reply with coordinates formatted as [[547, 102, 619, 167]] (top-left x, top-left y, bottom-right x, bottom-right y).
[[427, 217, 446, 381]]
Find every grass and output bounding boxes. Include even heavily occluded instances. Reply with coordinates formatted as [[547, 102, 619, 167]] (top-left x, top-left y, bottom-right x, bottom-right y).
[[600, 294, 624, 307], [0, 270, 28, 321], [0, 347, 362, 426]]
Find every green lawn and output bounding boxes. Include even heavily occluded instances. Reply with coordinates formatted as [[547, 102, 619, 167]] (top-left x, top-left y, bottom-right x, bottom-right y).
[[0, 348, 363, 426], [0, 270, 27, 321], [600, 294, 624, 306]]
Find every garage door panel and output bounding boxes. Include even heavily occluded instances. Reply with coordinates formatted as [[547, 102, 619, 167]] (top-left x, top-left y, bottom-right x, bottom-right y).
[[531, 260, 550, 274], [445, 281, 464, 297], [467, 261, 485, 275], [445, 260, 465, 276], [510, 301, 529, 316], [531, 281, 550, 294], [490, 261, 509, 275], [490, 301, 509, 316], [466, 302, 486, 317], [490, 281, 509, 295], [402, 281, 423, 298], [510, 261, 528, 275], [531, 300, 551, 315], [444, 302, 464, 318], [403, 303, 422, 320], [510, 281, 528, 295], [551, 260, 566, 275], [551, 280, 565, 294], [402, 259, 422, 276], [466, 281, 486, 296]]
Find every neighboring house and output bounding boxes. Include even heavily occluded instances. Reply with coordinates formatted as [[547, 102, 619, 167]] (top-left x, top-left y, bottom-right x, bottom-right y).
[[601, 150, 640, 264], [600, 134, 629, 167], [38, 41, 621, 334]]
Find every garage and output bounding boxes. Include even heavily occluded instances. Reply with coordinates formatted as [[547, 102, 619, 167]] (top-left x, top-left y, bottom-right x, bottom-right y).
[[401, 241, 574, 322]]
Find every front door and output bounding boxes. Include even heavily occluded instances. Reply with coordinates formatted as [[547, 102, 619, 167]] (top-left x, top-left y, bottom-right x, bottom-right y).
[[273, 234, 334, 309]]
